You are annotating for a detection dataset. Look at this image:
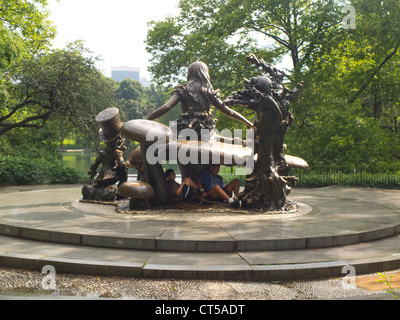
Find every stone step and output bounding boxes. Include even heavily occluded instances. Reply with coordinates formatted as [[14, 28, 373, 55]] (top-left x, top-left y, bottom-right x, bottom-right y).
[[1, 185, 399, 281], [1, 219, 399, 253], [1, 233, 400, 281]]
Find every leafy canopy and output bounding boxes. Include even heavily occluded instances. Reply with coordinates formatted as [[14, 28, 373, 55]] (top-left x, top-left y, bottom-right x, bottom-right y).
[[0, 0, 56, 70], [146, 0, 400, 172], [0, 42, 116, 152]]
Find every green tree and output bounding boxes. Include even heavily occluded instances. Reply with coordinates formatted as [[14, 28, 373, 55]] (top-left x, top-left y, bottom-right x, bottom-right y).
[[284, 0, 400, 172], [115, 79, 170, 122], [0, 0, 56, 107], [0, 0, 55, 69], [146, 0, 400, 173], [146, 0, 341, 85], [115, 78, 144, 101], [0, 42, 116, 151], [145, 0, 342, 131], [145, 83, 169, 111]]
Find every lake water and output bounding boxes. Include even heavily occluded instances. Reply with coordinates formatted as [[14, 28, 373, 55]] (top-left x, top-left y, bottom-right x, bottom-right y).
[[59, 150, 180, 177], [59, 151, 97, 174]]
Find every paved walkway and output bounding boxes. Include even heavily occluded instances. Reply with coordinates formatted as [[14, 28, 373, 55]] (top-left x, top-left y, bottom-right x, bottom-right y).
[[0, 185, 399, 285]]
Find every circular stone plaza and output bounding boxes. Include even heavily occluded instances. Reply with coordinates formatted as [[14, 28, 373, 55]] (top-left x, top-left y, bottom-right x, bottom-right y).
[[0, 184, 399, 299]]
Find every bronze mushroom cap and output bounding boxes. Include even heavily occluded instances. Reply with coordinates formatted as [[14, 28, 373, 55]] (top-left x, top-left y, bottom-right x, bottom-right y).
[[118, 181, 155, 199]]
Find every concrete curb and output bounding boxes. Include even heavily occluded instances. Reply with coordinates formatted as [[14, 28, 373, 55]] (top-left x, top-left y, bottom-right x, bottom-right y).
[[0, 222, 399, 253], [1, 248, 400, 281]]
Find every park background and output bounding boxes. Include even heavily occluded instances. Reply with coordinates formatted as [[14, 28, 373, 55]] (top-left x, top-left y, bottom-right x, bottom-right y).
[[0, 0, 399, 189]]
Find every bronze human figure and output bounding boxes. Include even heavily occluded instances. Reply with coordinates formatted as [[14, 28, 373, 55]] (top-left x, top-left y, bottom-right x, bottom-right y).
[[82, 108, 128, 201], [147, 61, 253, 140], [87, 136, 127, 190], [147, 61, 254, 180], [224, 54, 303, 210]]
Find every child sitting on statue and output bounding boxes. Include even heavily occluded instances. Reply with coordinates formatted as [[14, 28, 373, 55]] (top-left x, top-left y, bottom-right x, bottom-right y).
[[197, 164, 242, 208], [165, 169, 199, 202]]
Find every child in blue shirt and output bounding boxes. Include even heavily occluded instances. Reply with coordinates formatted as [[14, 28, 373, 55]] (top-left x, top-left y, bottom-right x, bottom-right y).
[[198, 164, 241, 208]]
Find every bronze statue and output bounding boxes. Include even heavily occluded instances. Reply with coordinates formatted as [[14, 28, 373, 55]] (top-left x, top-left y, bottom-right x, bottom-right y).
[[125, 146, 146, 182], [121, 119, 173, 206], [147, 61, 253, 140], [82, 108, 128, 201], [87, 57, 308, 212], [224, 54, 304, 210], [147, 61, 254, 181]]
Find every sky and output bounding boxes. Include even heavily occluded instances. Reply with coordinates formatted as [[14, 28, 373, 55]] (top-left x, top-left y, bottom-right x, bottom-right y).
[[47, 0, 181, 81]]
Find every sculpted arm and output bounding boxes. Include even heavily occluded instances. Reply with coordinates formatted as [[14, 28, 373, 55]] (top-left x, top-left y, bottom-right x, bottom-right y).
[[213, 98, 253, 128], [147, 94, 180, 120]]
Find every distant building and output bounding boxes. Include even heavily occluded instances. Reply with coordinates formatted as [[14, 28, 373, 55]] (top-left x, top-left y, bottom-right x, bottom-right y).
[[111, 66, 151, 87], [111, 66, 140, 82]]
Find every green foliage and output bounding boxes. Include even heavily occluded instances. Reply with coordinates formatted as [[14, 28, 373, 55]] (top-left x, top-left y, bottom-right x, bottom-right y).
[[146, 0, 400, 174], [377, 272, 398, 300], [0, 0, 56, 115], [115, 79, 168, 122], [0, 125, 61, 161], [286, 100, 400, 173], [115, 79, 144, 101], [0, 0, 56, 70], [285, 0, 400, 174], [293, 171, 400, 189], [146, 0, 341, 86], [0, 156, 86, 185], [0, 42, 117, 151], [146, 1, 273, 92]]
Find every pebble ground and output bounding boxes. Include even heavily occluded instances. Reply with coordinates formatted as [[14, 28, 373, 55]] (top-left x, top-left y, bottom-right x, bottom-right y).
[[0, 267, 398, 300]]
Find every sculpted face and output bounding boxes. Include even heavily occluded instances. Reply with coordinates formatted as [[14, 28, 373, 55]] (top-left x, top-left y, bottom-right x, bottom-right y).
[[251, 76, 272, 95]]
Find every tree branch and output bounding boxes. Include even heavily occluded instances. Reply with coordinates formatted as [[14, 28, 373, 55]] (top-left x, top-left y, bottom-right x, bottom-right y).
[[349, 39, 400, 104], [0, 99, 44, 122], [298, 23, 327, 67], [261, 23, 288, 35], [251, 25, 290, 48], [0, 111, 51, 136]]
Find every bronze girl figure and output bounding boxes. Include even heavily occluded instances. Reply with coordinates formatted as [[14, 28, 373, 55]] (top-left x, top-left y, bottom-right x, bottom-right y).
[[147, 61, 253, 141]]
